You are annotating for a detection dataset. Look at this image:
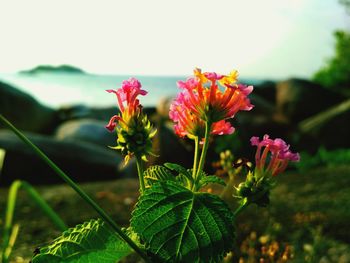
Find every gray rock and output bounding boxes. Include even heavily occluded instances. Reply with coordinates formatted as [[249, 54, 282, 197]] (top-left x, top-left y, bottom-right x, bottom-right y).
[[156, 97, 173, 119], [58, 104, 92, 120], [0, 80, 58, 134], [276, 78, 344, 123], [54, 118, 116, 147], [57, 104, 156, 123], [298, 99, 350, 150], [0, 130, 123, 185], [151, 123, 194, 169], [253, 81, 276, 104]]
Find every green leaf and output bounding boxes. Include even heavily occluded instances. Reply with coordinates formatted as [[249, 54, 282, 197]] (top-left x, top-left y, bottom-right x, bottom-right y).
[[198, 175, 226, 189], [131, 181, 235, 263], [175, 174, 191, 189], [144, 165, 176, 187], [164, 163, 194, 184], [32, 219, 133, 263]]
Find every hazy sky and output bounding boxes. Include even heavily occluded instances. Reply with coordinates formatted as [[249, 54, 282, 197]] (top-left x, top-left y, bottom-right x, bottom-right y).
[[0, 0, 348, 79]]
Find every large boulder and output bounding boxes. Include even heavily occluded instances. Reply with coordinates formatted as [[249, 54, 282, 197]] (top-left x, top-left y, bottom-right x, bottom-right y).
[[0, 130, 124, 185], [57, 104, 156, 123], [0, 81, 58, 134], [150, 122, 194, 169], [275, 78, 344, 123], [253, 81, 276, 104], [54, 119, 115, 147], [156, 97, 173, 119], [298, 99, 350, 150]]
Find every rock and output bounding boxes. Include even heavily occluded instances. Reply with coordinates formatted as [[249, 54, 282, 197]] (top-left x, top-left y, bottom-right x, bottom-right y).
[[58, 105, 156, 123], [156, 97, 173, 119], [0, 130, 123, 185], [234, 112, 292, 156], [54, 118, 116, 147], [253, 81, 276, 104], [57, 104, 93, 120], [0, 81, 58, 134], [151, 123, 194, 169], [275, 78, 344, 123], [298, 99, 350, 150], [249, 94, 276, 116]]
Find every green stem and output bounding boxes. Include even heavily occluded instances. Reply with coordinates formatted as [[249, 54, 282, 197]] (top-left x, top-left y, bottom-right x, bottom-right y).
[[2, 180, 67, 263], [0, 114, 151, 263], [233, 198, 249, 217], [3, 224, 19, 263], [136, 156, 145, 194], [195, 121, 212, 181], [192, 136, 200, 180]]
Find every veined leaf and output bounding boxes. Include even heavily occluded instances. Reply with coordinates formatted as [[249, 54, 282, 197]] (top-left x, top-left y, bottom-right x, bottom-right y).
[[175, 174, 191, 189], [131, 181, 235, 263], [164, 163, 193, 183], [198, 175, 226, 189], [144, 165, 175, 187], [32, 219, 132, 263]]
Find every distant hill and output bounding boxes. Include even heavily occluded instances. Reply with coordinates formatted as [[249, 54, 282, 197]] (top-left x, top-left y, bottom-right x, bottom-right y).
[[20, 65, 85, 74]]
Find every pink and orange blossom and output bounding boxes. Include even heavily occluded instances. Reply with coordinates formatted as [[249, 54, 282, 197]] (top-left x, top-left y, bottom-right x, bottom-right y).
[[105, 77, 156, 166], [106, 77, 147, 132], [169, 92, 235, 139], [169, 68, 253, 140], [250, 134, 300, 177]]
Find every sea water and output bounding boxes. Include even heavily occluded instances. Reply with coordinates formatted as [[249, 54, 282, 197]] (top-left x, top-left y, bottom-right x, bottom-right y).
[[0, 72, 261, 109]]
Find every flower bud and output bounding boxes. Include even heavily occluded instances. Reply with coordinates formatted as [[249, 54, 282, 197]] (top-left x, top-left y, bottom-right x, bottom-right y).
[[106, 78, 157, 164]]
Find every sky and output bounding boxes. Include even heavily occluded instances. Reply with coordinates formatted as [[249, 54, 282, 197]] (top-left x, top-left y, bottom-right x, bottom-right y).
[[0, 0, 349, 79]]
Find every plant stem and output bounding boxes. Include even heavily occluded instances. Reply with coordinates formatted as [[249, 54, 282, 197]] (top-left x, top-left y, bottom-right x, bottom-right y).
[[136, 156, 145, 194], [0, 114, 151, 263], [195, 121, 212, 181], [233, 198, 249, 217], [3, 224, 19, 263], [2, 180, 67, 263], [192, 136, 200, 180]]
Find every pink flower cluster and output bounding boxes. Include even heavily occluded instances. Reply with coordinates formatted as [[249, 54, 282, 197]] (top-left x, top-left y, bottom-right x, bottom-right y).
[[106, 78, 147, 132], [169, 68, 253, 139], [250, 134, 300, 176]]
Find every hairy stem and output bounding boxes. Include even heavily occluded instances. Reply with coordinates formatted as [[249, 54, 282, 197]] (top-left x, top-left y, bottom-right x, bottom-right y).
[[195, 121, 212, 181], [191, 136, 200, 184], [136, 156, 145, 194], [0, 114, 151, 262], [233, 198, 249, 217]]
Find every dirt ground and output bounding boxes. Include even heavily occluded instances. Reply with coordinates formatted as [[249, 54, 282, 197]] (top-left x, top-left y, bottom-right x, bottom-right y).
[[1, 165, 350, 262]]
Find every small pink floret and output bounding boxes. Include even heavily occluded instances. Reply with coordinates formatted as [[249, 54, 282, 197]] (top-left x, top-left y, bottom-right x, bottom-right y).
[[212, 120, 235, 135], [250, 136, 260, 146], [251, 134, 300, 176], [106, 78, 147, 128], [204, 72, 224, 81], [122, 77, 142, 90], [106, 115, 121, 132]]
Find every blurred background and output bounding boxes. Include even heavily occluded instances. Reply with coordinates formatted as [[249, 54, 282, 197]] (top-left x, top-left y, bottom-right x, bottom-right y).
[[0, 0, 349, 262]]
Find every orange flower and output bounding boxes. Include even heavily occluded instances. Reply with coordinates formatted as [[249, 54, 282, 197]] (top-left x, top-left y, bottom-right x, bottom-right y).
[[169, 68, 253, 139]]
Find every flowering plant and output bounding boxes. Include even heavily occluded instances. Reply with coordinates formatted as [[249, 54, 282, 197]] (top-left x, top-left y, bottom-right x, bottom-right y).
[[0, 68, 299, 263]]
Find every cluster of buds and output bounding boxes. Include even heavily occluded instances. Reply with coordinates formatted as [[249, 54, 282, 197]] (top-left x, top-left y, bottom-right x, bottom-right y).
[[106, 78, 156, 164], [236, 135, 300, 206], [236, 171, 273, 207], [169, 68, 253, 141]]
